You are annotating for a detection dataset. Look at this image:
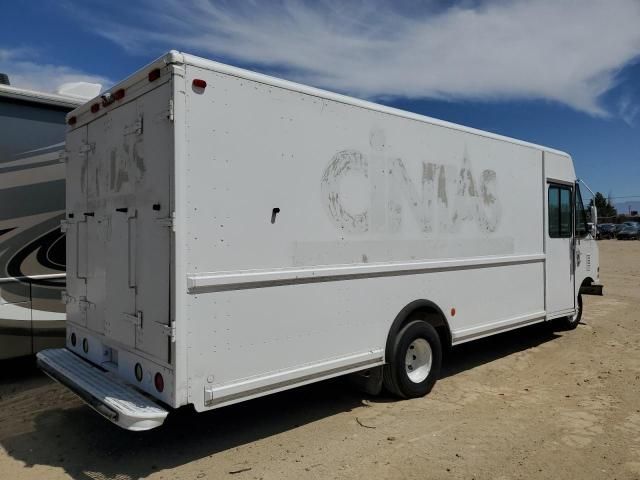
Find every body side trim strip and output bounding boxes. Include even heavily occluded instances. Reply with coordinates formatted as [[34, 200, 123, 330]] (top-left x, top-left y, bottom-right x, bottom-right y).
[[187, 254, 545, 293], [451, 311, 547, 344]]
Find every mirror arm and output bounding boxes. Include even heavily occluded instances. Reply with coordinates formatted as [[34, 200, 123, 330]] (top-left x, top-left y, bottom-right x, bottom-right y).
[[577, 178, 597, 198]]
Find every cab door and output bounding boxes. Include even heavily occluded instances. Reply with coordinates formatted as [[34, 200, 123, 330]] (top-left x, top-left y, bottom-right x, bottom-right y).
[[546, 182, 575, 316]]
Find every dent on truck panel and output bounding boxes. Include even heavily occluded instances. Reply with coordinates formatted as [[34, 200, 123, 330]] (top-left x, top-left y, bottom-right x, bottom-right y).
[[321, 140, 502, 235]]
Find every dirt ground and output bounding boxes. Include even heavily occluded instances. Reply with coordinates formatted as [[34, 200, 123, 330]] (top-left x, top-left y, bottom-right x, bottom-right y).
[[0, 240, 639, 480]]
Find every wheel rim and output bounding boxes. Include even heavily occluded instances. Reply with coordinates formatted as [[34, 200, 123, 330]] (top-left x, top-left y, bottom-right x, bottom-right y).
[[405, 338, 432, 383]]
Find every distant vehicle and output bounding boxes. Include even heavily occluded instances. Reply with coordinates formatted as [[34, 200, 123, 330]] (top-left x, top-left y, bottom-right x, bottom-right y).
[[614, 223, 629, 237], [0, 77, 97, 360], [597, 223, 616, 239], [38, 51, 603, 431], [617, 224, 640, 240]]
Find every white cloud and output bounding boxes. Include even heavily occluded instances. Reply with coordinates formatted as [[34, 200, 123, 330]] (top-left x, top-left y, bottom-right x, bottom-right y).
[[618, 94, 640, 126], [0, 48, 111, 94], [81, 0, 640, 116]]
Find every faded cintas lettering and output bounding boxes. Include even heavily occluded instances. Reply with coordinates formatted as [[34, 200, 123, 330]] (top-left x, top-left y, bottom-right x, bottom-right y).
[[321, 148, 501, 234]]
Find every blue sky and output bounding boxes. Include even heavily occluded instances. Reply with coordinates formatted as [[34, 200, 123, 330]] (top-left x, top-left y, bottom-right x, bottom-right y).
[[1, 0, 639, 207]]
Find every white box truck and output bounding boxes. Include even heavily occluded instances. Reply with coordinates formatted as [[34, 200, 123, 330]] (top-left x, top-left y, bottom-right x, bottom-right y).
[[37, 51, 603, 431]]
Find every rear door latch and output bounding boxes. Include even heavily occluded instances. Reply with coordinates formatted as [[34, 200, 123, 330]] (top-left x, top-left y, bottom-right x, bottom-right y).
[[122, 311, 143, 328], [78, 297, 95, 311]]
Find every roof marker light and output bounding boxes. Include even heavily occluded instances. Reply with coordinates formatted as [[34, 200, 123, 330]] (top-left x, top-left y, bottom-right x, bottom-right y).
[[68, 116, 77, 126], [90, 103, 100, 113], [113, 88, 125, 101], [148, 68, 161, 82], [192, 79, 207, 89]]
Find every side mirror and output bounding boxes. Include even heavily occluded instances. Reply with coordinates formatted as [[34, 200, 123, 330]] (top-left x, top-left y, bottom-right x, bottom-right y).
[[590, 206, 598, 237]]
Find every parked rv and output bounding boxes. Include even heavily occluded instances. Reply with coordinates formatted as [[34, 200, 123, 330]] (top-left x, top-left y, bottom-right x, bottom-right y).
[[0, 78, 99, 360], [38, 51, 603, 431]]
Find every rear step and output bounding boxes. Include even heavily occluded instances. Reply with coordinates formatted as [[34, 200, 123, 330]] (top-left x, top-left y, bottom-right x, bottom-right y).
[[37, 349, 168, 431]]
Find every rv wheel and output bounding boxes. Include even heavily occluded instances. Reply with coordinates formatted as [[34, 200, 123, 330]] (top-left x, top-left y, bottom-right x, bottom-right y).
[[384, 320, 442, 398]]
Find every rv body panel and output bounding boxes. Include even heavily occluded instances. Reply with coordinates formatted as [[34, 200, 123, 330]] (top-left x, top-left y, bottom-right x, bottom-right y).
[[0, 86, 82, 359]]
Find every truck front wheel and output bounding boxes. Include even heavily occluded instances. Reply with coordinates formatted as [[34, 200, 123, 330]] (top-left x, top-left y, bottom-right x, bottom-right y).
[[558, 294, 583, 330], [383, 320, 442, 398]]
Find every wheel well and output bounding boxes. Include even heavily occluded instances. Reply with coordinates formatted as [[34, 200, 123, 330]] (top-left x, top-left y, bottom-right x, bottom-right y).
[[385, 300, 452, 362]]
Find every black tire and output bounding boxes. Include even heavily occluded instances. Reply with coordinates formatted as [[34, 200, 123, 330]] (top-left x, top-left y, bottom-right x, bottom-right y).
[[383, 319, 442, 398], [557, 294, 583, 330]]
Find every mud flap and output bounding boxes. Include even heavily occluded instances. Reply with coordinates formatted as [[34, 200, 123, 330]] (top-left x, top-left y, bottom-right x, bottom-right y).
[[580, 284, 604, 296], [348, 365, 383, 396]]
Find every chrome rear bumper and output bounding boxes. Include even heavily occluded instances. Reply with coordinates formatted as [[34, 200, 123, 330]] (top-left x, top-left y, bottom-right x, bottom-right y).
[[37, 348, 168, 431]]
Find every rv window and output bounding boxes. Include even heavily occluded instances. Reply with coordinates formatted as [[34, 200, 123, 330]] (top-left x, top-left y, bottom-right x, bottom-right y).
[[575, 185, 588, 237], [548, 185, 572, 238]]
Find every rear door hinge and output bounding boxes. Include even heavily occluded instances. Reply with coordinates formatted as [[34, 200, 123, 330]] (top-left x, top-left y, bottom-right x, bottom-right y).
[[158, 321, 176, 342], [61, 290, 75, 305], [60, 218, 73, 232], [156, 211, 175, 231], [168, 99, 174, 122]]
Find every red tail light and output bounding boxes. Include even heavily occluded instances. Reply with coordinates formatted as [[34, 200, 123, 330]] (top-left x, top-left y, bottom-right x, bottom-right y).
[[154, 372, 164, 392], [113, 88, 125, 100], [90, 103, 100, 113], [68, 116, 77, 125], [192, 79, 207, 89]]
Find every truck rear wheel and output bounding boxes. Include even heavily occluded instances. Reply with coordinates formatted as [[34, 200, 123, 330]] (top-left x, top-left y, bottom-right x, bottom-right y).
[[383, 320, 442, 398]]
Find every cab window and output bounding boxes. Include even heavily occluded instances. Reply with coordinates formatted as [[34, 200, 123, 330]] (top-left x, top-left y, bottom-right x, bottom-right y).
[[549, 185, 572, 238]]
